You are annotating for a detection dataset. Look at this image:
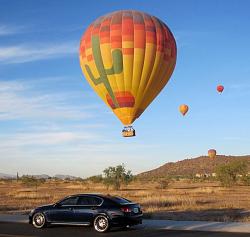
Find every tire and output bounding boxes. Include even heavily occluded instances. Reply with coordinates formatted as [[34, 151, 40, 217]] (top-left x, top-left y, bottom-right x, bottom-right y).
[[32, 212, 47, 228], [93, 215, 110, 233]]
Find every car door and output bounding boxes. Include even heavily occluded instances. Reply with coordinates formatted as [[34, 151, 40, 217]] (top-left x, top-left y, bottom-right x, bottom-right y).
[[48, 196, 79, 223], [73, 196, 103, 223]]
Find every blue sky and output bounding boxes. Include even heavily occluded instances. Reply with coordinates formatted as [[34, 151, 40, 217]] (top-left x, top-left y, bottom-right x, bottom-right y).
[[1, 0, 250, 177]]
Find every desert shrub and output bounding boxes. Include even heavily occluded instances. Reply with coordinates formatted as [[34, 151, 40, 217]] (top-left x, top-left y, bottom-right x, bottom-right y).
[[156, 178, 170, 189], [87, 175, 103, 183], [242, 175, 250, 186], [216, 161, 248, 187], [21, 176, 46, 192]]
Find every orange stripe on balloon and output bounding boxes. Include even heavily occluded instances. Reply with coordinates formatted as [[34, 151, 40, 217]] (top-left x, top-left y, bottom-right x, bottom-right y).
[[134, 24, 145, 30], [111, 42, 122, 48], [111, 24, 121, 30], [100, 31, 110, 37], [122, 48, 134, 55], [123, 35, 134, 41], [134, 36, 145, 48], [100, 37, 110, 44], [111, 35, 122, 42]]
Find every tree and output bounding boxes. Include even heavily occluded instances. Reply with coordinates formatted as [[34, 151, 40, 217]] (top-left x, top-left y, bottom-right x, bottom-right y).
[[216, 161, 248, 187], [103, 164, 133, 190]]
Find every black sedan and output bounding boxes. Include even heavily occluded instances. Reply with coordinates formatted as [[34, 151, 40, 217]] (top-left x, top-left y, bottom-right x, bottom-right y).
[[29, 193, 143, 232]]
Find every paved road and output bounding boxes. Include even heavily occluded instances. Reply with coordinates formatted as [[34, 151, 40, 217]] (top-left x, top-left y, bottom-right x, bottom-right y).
[[0, 222, 249, 237], [2, 214, 250, 233]]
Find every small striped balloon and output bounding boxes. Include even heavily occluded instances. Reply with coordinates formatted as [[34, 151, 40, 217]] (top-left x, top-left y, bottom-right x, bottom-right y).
[[208, 149, 217, 159]]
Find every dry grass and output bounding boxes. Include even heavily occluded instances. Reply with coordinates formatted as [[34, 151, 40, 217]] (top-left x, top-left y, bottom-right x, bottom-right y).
[[0, 180, 249, 222]]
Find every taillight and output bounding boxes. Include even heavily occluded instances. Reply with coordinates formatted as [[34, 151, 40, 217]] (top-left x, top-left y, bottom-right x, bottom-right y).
[[121, 207, 132, 213]]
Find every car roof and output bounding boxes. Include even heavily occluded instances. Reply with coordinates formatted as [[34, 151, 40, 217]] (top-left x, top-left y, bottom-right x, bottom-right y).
[[65, 193, 131, 202], [58, 193, 133, 205], [65, 193, 115, 199]]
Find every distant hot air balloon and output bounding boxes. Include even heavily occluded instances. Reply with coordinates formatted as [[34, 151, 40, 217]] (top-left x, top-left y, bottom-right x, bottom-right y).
[[179, 104, 189, 116], [208, 149, 216, 159], [217, 85, 224, 94], [79, 10, 177, 137]]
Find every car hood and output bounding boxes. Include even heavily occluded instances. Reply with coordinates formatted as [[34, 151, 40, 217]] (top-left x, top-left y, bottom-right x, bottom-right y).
[[35, 204, 54, 210]]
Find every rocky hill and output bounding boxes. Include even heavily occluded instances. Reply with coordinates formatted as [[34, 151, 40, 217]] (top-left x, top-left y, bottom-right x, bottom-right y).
[[0, 173, 16, 179], [138, 155, 250, 178]]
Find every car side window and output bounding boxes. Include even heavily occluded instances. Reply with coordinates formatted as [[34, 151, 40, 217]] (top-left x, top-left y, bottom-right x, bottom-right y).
[[77, 196, 89, 205], [77, 196, 102, 206], [88, 197, 102, 205], [59, 197, 78, 206]]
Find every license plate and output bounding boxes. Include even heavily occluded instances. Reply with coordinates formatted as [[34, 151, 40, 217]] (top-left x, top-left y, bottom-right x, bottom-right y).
[[133, 208, 139, 213]]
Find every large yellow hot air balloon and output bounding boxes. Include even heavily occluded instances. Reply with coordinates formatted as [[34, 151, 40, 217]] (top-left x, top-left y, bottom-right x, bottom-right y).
[[79, 10, 177, 136]]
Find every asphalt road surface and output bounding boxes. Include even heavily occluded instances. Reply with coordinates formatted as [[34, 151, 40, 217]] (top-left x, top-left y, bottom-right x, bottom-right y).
[[0, 222, 250, 237]]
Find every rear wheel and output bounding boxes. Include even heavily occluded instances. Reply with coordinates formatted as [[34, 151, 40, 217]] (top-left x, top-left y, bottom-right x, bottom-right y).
[[32, 212, 46, 228], [93, 215, 110, 232]]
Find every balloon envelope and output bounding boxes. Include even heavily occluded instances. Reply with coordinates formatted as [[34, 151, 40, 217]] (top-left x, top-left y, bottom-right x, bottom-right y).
[[179, 104, 189, 116], [79, 10, 177, 125], [217, 85, 224, 93], [208, 149, 216, 159]]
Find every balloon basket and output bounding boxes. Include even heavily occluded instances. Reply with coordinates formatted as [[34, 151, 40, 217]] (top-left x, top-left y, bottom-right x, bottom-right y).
[[122, 126, 135, 137]]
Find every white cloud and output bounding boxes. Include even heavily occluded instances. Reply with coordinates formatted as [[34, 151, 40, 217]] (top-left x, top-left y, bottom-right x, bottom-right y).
[[0, 24, 25, 36], [0, 79, 97, 121], [0, 80, 26, 92], [0, 131, 97, 148], [0, 41, 78, 64]]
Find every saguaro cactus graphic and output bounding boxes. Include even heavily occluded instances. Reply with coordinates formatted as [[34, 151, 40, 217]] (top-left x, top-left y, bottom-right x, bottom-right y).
[[85, 35, 123, 109]]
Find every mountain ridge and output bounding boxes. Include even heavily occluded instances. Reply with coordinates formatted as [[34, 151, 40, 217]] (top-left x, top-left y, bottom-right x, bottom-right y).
[[138, 155, 250, 178]]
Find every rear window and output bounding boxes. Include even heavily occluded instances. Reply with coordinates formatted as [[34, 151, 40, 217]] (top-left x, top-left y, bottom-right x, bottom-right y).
[[109, 196, 132, 204]]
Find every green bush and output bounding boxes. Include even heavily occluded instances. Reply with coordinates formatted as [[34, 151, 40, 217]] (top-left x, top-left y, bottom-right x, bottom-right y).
[[216, 161, 248, 187], [103, 164, 133, 190]]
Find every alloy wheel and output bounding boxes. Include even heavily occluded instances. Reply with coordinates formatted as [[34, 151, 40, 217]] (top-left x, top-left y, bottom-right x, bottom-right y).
[[94, 215, 109, 232], [32, 212, 46, 228]]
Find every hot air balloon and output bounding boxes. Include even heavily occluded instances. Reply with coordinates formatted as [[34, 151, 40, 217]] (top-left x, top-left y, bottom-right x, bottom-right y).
[[208, 149, 216, 159], [217, 85, 224, 94], [79, 10, 177, 137], [179, 104, 189, 116]]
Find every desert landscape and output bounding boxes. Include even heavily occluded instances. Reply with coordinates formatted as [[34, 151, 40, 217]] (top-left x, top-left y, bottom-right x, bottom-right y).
[[1, 156, 249, 222]]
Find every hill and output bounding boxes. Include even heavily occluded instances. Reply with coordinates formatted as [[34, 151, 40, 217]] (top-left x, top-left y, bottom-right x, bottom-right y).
[[54, 174, 80, 180], [138, 155, 250, 179], [0, 173, 80, 180], [0, 173, 16, 179]]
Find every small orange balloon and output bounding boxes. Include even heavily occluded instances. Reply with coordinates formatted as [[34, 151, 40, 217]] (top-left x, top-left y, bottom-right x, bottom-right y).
[[179, 104, 189, 116], [208, 149, 216, 159]]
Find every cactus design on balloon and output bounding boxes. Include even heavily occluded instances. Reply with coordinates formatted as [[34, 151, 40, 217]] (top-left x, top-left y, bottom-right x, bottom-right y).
[[84, 35, 123, 109]]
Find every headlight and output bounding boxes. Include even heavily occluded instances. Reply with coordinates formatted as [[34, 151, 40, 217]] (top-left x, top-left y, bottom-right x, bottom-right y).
[[30, 209, 35, 214]]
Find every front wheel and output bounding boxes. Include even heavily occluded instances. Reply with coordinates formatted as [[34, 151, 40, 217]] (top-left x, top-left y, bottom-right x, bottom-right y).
[[93, 215, 110, 233], [32, 212, 46, 228]]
